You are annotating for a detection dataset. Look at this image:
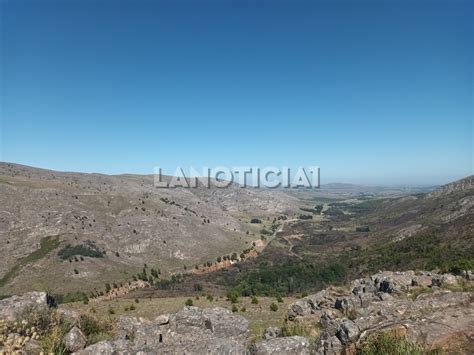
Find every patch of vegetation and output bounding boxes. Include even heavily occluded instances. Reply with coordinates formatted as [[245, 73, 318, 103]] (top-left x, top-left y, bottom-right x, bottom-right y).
[[58, 242, 104, 260], [300, 205, 323, 215], [40, 313, 71, 355], [80, 314, 113, 345], [345, 232, 474, 275], [409, 287, 434, 301], [357, 332, 424, 355], [0, 235, 61, 287], [231, 260, 347, 296], [185, 298, 194, 306], [54, 291, 89, 304]]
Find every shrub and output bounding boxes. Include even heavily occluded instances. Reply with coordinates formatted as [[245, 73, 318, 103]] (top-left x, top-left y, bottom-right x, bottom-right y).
[[185, 298, 194, 306], [58, 243, 104, 260], [227, 292, 239, 304], [108, 307, 115, 315], [357, 332, 423, 355], [276, 295, 284, 303], [251, 296, 259, 304], [232, 305, 238, 313], [270, 303, 278, 312], [129, 304, 136, 311]]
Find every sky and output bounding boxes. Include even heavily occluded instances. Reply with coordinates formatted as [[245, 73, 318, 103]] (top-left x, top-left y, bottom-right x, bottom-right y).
[[1, 0, 472, 185]]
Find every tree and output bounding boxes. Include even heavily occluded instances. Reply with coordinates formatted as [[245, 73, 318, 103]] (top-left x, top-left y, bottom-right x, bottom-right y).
[[270, 303, 278, 312]]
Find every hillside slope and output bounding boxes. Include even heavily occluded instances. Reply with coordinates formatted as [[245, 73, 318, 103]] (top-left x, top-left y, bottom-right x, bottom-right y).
[[0, 162, 300, 294]]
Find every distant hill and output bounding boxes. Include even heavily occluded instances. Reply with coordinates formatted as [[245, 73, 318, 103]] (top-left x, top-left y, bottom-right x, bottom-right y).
[[428, 175, 473, 197], [0, 162, 300, 295]]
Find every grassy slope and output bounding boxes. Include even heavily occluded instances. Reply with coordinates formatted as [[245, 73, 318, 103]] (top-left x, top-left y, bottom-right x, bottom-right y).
[[0, 235, 61, 287]]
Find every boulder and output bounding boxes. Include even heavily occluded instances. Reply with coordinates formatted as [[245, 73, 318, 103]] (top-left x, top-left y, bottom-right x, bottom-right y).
[[64, 326, 87, 352], [336, 319, 359, 345], [441, 274, 458, 286], [262, 326, 281, 340], [57, 308, 81, 326], [253, 336, 311, 355], [76, 339, 131, 355], [287, 299, 313, 320], [315, 333, 343, 355], [0, 292, 53, 321], [154, 314, 169, 325]]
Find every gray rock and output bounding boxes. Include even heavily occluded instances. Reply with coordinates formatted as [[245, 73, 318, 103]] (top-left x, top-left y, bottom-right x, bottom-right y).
[[155, 314, 169, 325], [287, 299, 313, 320], [64, 326, 87, 352], [76, 339, 131, 355], [441, 274, 458, 286], [57, 308, 81, 326], [253, 336, 311, 355], [262, 326, 281, 340], [315, 333, 343, 355], [336, 319, 359, 345], [0, 292, 53, 321]]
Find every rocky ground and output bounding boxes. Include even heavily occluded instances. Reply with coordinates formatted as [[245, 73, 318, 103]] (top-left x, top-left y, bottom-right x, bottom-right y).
[[0, 270, 472, 354]]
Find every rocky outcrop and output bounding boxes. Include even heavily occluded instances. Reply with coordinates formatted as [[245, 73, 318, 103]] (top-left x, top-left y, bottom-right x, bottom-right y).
[[78, 306, 250, 354], [0, 292, 54, 321], [1, 271, 472, 354], [287, 271, 474, 354], [252, 336, 311, 355], [64, 326, 87, 352]]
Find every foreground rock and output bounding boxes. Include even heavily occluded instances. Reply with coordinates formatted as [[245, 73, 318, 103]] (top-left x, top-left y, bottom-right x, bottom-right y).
[[287, 270, 474, 354], [0, 292, 54, 321], [78, 306, 250, 354], [1, 270, 472, 354], [251, 336, 311, 355]]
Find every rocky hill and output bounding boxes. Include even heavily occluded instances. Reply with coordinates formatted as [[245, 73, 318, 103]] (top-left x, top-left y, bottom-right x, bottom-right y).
[[0, 270, 472, 354], [0, 162, 300, 295]]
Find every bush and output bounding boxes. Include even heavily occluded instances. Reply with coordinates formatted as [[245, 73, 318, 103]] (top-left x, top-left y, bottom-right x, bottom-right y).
[[251, 296, 259, 304], [227, 292, 239, 304], [231, 305, 238, 313], [270, 302, 278, 312], [129, 304, 136, 311], [357, 332, 423, 355], [185, 298, 194, 306], [58, 243, 104, 260], [276, 295, 284, 303], [231, 260, 347, 297]]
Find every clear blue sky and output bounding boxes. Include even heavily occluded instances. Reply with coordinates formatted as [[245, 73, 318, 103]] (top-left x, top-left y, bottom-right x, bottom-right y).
[[1, 0, 472, 185]]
